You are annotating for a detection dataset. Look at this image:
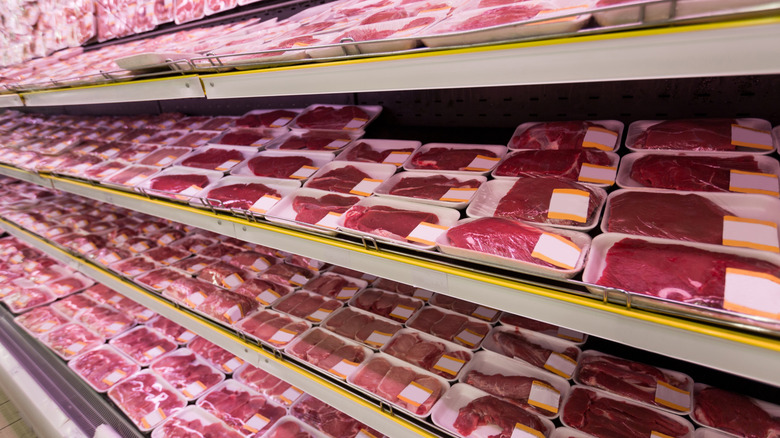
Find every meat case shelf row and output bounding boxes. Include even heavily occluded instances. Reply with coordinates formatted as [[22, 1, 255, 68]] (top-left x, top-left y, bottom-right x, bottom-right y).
[[0, 217, 438, 438], [1, 165, 779, 388]]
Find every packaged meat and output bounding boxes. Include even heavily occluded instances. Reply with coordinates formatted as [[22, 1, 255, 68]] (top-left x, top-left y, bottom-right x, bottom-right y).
[[303, 273, 368, 301], [233, 278, 295, 306], [137, 167, 223, 202], [200, 243, 242, 262], [138, 146, 193, 168], [292, 104, 382, 132], [350, 288, 424, 323], [329, 266, 377, 283], [626, 118, 775, 153], [508, 120, 624, 152], [151, 229, 187, 246], [332, 16, 444, 55], [460, 350, 570, 419], [371, 278, 417, 295], [265, 188, 361, 236], [110, 325, 178, 366], [285, 327, 373, 380], [136, 268, 188, 292], [691, 383, 780, 438], [175, 145, 253, 172], [197, 261, 251, 290], [481, 325, 581, 379], [231, 150, 334, 181], [205, 0, 238, 15], [228, 251, 279, 274], [263, 416, 328, 438], [39, 323, 104, 361], [268, 130, 359, 152], [406, 306, 490, 350], [188, 336, 245, 373], [261, 262, 315, 287], [574, 350, 693, 415], [347, 353, 448, 417], [151, 406, 244, 438], [146, 316, 198, 345], [431, 383, 554, 438], [440, 217, 591, 278], [499, 312, 587, 344], [430, 293, 500, 323], [108, 256, 160, 278], [52, 293, 98, 318], [234, 363, 304, 406], [236, 109, 301, 129], [561, 386, 694, 438], [375, 171, 486, 209], [235, 309, 311, 348], [617, 152, 780, 196], [73, 305, 136, 339], [14, 305, 69, 337], [101, 165, 160, 189], [468, 177, 607, 231], [195, 380, 286, 435], [340, 197, 461, 249], [291, 394, 386, 438], [83, 160, 126, 181], [44, 274, 92, 299], [108, 370, 188, 432], [494, 149, 619, 187], [151, 348, 226, 400], [170, 235, 218, 254], [3, 286, 57, 314], [286, 255, 328, 273], [336, 139, 421, 166], [381, 328, 473, 381], [210, 127, 286, 148], [165, 254, 212, 277], [404, 143, 507, 174], [304, 161, 397, 196], [196, 176, 299, 215], [551, 427, 599, 438], [321, 306, 403, 349], [271, 290, 343, 323], [68, 345, 140, 393]]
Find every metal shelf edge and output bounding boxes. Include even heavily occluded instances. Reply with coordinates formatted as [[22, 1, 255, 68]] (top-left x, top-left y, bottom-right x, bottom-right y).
[[0, 94, 23, 108], [21, 76, 205, 106]]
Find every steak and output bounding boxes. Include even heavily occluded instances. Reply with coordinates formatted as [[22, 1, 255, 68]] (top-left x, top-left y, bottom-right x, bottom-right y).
[[453, 395, 548, 438], [306, 165, 371, 194], [410, 147, 498, 171], [155, 416, 244, 438], [291, 395, 385, 438], [198, 384, 285, 433], [277, 131, 353, 151], [14, 306, 69, 334], [408, 307, 489, 347], [693, 386, 780, 438], [596, 238, 780, 308], [606, 191, 732, 244], [303, 274, 360, 299], [188, 336, 239, 371], [292, 193, 360, 224], [215, 128, 268, 146], [204, 183, 280, 210], [236, 110, 298, 128], [295, 105, 371, 130], [494, 150, 613, 179], [388, 175, 481, 200], [108, 372, 187, 429], [510, 121, 612, 150], [247, 155, 314, 178], [69, 347, 139, 392], [632, 119, 737, 151], [491, 330, 579, 368], [266, 420, 315, 438], [73, 305, 134, 338], [180, 148, 245, 170], [111, 326, 177, 366], [352, 289, 423, 322], [464, 371, 559, 416], [151, 350, 224, 397], [382, 331, 471, 378], [494, 177, 601, 226], [629, 154, 761, 191], [343, 205, 439, 243], [343, 142, 415, 163]]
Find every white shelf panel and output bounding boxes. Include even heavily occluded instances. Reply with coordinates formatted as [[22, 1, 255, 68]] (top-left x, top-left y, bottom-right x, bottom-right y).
[[0, 166, 54, 188], [0, 219, 435, 438], [202, 19, 780, 99], [21, 76, 204, 106], [0, 94, 23, 108], [21, 174, 780, 387]]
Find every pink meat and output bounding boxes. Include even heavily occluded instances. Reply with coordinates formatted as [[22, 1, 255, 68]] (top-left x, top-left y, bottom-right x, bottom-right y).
[[289, 329, 329, 360], [629, 154, 762, 192], [343, 142, 415, 164], [353, 357, 392, 393], [318, 344, 366, 371], [353, 290, 422, 322], [74, 306, 134, 338], [495, 177, 601, 226], [305, 335, 346, 366], [303, 274, 357, 299], [633, 119, 737, 151], [15, 306, 69, 334], [454, 395, 548, 438], [199, 385, 285, 432], [343, 205, 439, 242], [492, 330, 578, 368], [306, 165, 370, 194], [205, 183, 280, 210], [291, 395, 385, 438], [410, 147, 498, 171], [199, 289, 258, 324], [328, 311, 374, 340], [143, 247, 190, 265], [188, 336, 238, 370], [355, 319, 402, 344], [43, 323, 102, 358], [280, 293, 342, 319], [236, 110, 298, 128], [151, 351, 223, 394], [494, 149, 613, 179], [197, 261, 247, 288], [261, 263, 314, 286], [510, 121, 613, 150], [360, 8, 410, 24], [693, 386, 780, 438], [376, 366, 416, 401], [408, 307, 445, 333], [156, 417, 244, 437], [295, 106, 371, 130], [267, 419, 314, 438], [53, 294, 98, 317], [108, 372, 187, 428], [70, 347, 139, 392], [388, 175, 481, 200], [146, 317, 193, 343], [111, 326, 177, 365], [180, 148, 245, 170], [292, 193, 361, 224], [247, 155, 314, 178]]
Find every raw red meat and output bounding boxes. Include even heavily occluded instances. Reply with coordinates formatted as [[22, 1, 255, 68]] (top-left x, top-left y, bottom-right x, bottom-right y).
[[306, 166, 371, 194], [14, 306, 69, 334], [228, 251, 277, 273], [69, 347, 139, 392], [388, 175, 481, 200], [148, 174, 210, 194], [234, 278, 292, 304], [201, 244, 241, 261], [494, 150, 613, 179], [73, 305, 134, 338], [198, 384, 285, 433], [407, 307, 489, 348], [562, 387, 690, 438], [110, 256, 157, 277], [47, 276, 92, 297], [171, 235, 217, 254], [292, 193, 360, 224], [597, 238, 780, 308], [155, 415, 244, 438], [288, 329, 366, 373], [383, 331, 471, 378], [215, 128, 272, 146], [447, 217, 577, 269], [236, 110, 299, 128], [494, 177, 602, 226], [632, 119, 737, 151], [52, 294, 98, 318], [147, 316, 197, 344], [181, 148, 245, 170], [266, 420, 315, 438], [200, 289, 258, 325], [236, 365, 290, 396], [491, 330, 579, 368], [171, 256, 215, 275], [343, 142, 415, 164], [629, 154, 762, 192], [246, 155, 314, 178], [41, 323, 103, 360], [500, 313, 584, 341], [352, 289, 423, 322], [333, 28, 396, 42], [205, 183, 280, 210], [189, 336, 242, 372], [143, 247, 191, 266], [273, 292, 342, 321], [295, 106, 371, 131], [454, 395, 548, 438], [198, 261, 249, 289], [693, 386, 780, 438], [303, 274, 360, 299], [372, 278, 416, 295], [108, 372, 187, 430], [410, 147, 498, 171], [324, 308, 401, 344], [175, 0, 205, 24], [352, 357, 442, 415], [237, 310, 308, 346], [139, 147, 192, 167], [510, 121, 614, 150], [464, 371, 559, 416], [343, 205, 439, 243], [291, 395, 385, 438], [277, 131, 354, 151], [261, 263, 314, 287], [151, 350, 224, 398], [361, 8, 410, 24], [110, 326, 178, 366], [431, 295, 484, 318]]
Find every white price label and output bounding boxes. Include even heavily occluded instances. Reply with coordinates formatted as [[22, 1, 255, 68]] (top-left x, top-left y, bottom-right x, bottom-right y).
[[182, 380, 207, 398], [464, 154, 500, 171], [140, 408, 166, 429], [79, 242, 97, 253], [306, 308, 333, 322], [547, 189, 590, 223], [654, 380, 691, 412], [102, 369, 127, 386], [722, 216, 779, 252], [269, 328, 297, 345], [290, 165, 318, 179], [99, 148, 119, 159], [471, 306, 499, 321], [256, 289, 281, 305], [326, 139, 351, 150], [250, 257, 271, 272], [345, 118, 368, 130], [37, 321, 58, 332], [130, 241, 149, 253], [279, 386, 303, 405], [242, 413, 270, 433], [107, 295, 123, 305], [413, 289, 433, 301], [729, 170, 779, 197], [557, 327, 585, 342], [365, 330, 393, 348], [216, 159, 241, 171], [177, 331, 197, 343], [144, 345, 166, 360], [454, 329, 484, 348], [543, 352, 577, 379], [406, 221, 449, 246], [248, 195, 281, 214], [528, 380, 561, 414], [732, 124, 773, 150], [397, 381, 434, 407], [289, 274, 308, 287], [156, 155, 177, 166], [724, 268, 780, 320], [433, 354, 466, 376], [531, 233, 582, 270], [389, 304, 416, 321], [349, 178, 383, 197], [315, 211, 342, 229], [222, 273, 244, 289], [270, 116, 293, 128], [578, 163, 617, 185], [222, 357, 244, 373], [510, 423, 545, 438], [383, 151, 411, 166], [138, 310, 156, 321], [440, 187, 478, 203], [582, 126, 619, 151], [177, 185, 202, 197], [158, 233, 176, 245], [329, 359, 359, 378], [64, 342, 86, 355], [185, 291, 207, 308], [106, 322, 126, 334], [188, 263, 207, 273], [101, 252, 122, 265], [223, 305, 244, 324], [125, 174, 149, 186], [355, 429, 378, 438], [336, 287, 358, 300]]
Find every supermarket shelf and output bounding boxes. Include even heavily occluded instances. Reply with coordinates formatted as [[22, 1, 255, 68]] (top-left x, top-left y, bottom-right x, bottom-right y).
[[21, 76, 204, 107], [200, 17, 780, 99], [0, 218, 436, 438], [3, 168, 780, 386], [0, 94, 23, 108]]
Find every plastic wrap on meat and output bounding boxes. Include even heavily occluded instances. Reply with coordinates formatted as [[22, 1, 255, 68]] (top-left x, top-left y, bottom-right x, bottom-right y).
[[175, 0, 205, 24], [407, 307, 489, 348], [597, 238, 780, 308], [372, 278, 416, 296], [303, 274, 360, 299], [69, 346, 139, 392], [352, 289, 423, 322], [198, 383, 285, 434], [237, 310, 309, 346], [632, 119, 739, 151], [343, 141, 416, 164], [265, 419, 316, 438], [151, 350, 224, 398], [228, 251, 277, 273], [201, 243, 241, 261], [261, 263, 314, 287], [510, 121, 617, 150], [454, 394, 548, 438], [246, 155, 315, 178], [110, 256, 158, 277], [500, 313, 584, 342], [288, 329, 367, 374], [323, 308, 402, 346], [388, 175, 481, 200], [295, 106, 371, 131], [273, 292, 342, 321], [14, 305, 69, 335], [73, 305, 134, 338], [236, 364, 290, 396], [4, 287, 56, 313], [494, 177, 602, 226], [148, 173, 210, 194], [352, 357, 442, 415], [464, 371, 559, 416], [206, 0, 238, 15], [383, 331, 471, 379], [138, 147, 192, 167], [197, 261, 249, 290], [233, 278, 292, 304], [237, 110, 298, 129], [411, 147, 498, 171], [41, 323, 103, 360], [111, 326, 178, 366], [693, 386, 780, 438], [629, 154, 762, 192], [214, 128, 274, 146], [205, 182, 281, 210], [277, 131, 353, 151], [108, 371, 186, 430], [200, 288, 258, 324], [156, 414, 244, 438], [171, 235, 216, 254], [181, 148, 245, 170], [563, 387, 690, 438], [292, 193, 360, 224], [147, 316, 197, 344], [306, 166, 370, 194], [189, 336, 243, 373], [343, 205, 439, 243], [491, 330, 578, 369], [291, 395, 385, 438], [52, 293, 98, 317], [495, 149, 613, 179], [287, 255, 328, 272]]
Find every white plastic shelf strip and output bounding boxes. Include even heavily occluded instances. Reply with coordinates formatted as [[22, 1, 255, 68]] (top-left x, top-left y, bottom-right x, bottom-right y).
[[201, 19, 780, 99], [19, 174, 779, 387], [0, 220, 435, 438], [21, 76, 204, 106], [0, 94, 23, 108]]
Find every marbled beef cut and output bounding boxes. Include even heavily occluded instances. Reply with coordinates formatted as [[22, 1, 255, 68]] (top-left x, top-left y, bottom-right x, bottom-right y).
[[494, 176, 601, 226], [247, 155, 314, 178], [148, 174, 210, 193], [629, 154, 762, 192], [388, 175, 481, 200], [307, 166, 371, 194], [693, 386, 780, 438], [411, 147, 498, 171], [495, 149, 613, 179], [295, 106, 371, 130], [204, 183, 280, 210], [343, 205, 439, 242], [632, 119, 737, 151], [292, 193, 360, 224]]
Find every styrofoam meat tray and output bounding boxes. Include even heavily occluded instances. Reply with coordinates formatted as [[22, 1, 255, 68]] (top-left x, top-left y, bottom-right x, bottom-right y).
[[492, 150, 621, 189], [374, 171, 487, 209], [303, 160, 399, 196], [136, 167, 224, 203], [380, 327, 474, 382], [625, 118, 775, 154], [190, 175, 300, 217], [593, 0, 779, 27], [284, 326, 374, 381], [291, 104, 383, 132], [336, 138, 422, 166], [405, 305, 492, 351], [508, 120, 624, 152], [690, 382, 780, 436], [150, 406, 241, 438], [230, 149, 335, 181]]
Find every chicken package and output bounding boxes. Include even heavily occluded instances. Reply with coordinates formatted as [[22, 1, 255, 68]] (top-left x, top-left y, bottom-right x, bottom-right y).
[[321, 307, 403, 350], [406, 306, 491, 350], [110, 325, 179, 366], [405, 143, 507, 174], [291, 394, 387, 438], [381, 328, 473, 381], [691, 383, 780, 438], [494, 149, 619, 187], [39, 323, 105, 361], [233, 278, 295, 307], [234, 363, 305, 406], [626, 118, 774, 153], [14, 305, 70, 337], [499, 312, 586, 344], [261, 262, 315, 287], [236, 309, 311, 348], [285, 327, 373, 380], [146, 316, 198, 345], [151, 348, 226, 401], [72, 304, 136, 339], [337, 139, 421, 166], [304, 162, 397, 196], [108, 370, 188, 432], [350, 288, 424, 323], [151, 406, 245, 438], [195, 380, 287, 436], [291, 104, 382, 132], [508, 120, 623, 152], [561, 386, 694, 438], [188, 336, 245, 374], [482, 325, 581, 379], [68, 345, 140, 393], [271, 290, 343, 323], [430, 293, 501, 323], [302, 272, 368, 301]]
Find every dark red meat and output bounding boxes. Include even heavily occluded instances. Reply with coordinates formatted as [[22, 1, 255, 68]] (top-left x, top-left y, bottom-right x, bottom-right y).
[[236, 110, 298, 128], [352, 289, 423, 322], [277, 131, 353, 151], [411, 147, 498, 171], [388, 175, 481, 200], [261, 263, 314, 287], [295, 106, 371, 131], [495, 150, 613, 179], [464, 371, 559, 416], [491, 330, 578, 368], [303, 274, 360, 299], [237, 310, 308, 346], [360, 8, 410, 24], [205, 183, 280, 210], [234, 278, 292, 303], [273, 292, 342, 321], [629, 154, 762, 192], [693, 386, 780, 438], [454, 395, 548, 438], [292, 193, 360, 224], [633, 119, 737, 151], [407, 307, 489, 348], [510, 121, 613, 150], [343, 205, 439, 243], [306, 165, 371, 194], [343, 142, 415, 164], [495, 177, 601, 226], [247, 155, 314, 178], [383, 331, 471, 378], [216, 128, 270, 146], [180, 148, 245, 170]]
